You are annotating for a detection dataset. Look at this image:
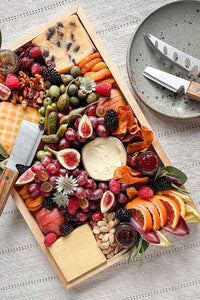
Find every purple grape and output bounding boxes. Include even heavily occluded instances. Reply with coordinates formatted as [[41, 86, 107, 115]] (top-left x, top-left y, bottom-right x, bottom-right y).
[[98, 182, 108, 192], [92, 189, 103, 200]]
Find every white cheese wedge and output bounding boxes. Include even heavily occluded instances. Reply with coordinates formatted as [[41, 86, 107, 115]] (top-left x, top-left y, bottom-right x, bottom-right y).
[[82, 136, 127, 181], [48, 224, 106, 282]]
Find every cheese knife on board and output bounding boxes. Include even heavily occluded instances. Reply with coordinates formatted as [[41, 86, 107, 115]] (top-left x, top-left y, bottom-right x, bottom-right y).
[[143, 66, 200, 102], [0, 120, 43, 215]]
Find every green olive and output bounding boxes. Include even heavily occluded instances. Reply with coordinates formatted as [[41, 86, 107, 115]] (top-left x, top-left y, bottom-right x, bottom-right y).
[[44, 151, 53, 157], [70, 66, 81, 78], [86, 92, 97, 104], [36, 150, 46, 160], [78, 89, 87, 100], [38, 117, 45, 125], [44, 89, 50, 97], [33, 160, 41, 165], [75, 77, 81, 87], [38, 106, 46, 116], [70, 96, 80, 108], [61, 74, 74, 85], [49, 85, 61, 99], [43, 97, 53, 108], [60, 84, 66, 94], [68, 84, 78, 96]]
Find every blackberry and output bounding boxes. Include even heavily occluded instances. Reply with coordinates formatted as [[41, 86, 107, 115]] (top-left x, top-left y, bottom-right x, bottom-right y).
[[152, 176, 172, 191], [115, 208, 132, 222], [16, 164, 29, 176], [43, 67, 62, 85], [60, 222, 73, 236], [42, 197, 55, 209], [104, 109, 119, 130]]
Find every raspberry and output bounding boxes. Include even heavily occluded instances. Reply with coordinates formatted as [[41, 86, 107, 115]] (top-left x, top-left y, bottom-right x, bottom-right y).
[[21, 57, 31, 70], [5, 74, 20, 89], [29, 46, 42, 60], [44, 233, 57, 246], [109, 178, 120, 194], [76, 212, 87, 222], [138, 185, 154, 199], [31, 63, 42, 75], [95, 82, 112, 96], [92, 211, 103, 222], [67, 197, 79, 215]]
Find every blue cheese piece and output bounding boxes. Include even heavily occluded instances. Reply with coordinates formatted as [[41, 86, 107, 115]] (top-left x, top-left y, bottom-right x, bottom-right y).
[[32, 15, 95, 73], [48, 224, 106, 282]]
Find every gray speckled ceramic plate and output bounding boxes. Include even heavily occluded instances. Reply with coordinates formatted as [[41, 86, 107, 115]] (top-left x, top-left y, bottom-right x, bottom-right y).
[[127, 0, 200, 119]]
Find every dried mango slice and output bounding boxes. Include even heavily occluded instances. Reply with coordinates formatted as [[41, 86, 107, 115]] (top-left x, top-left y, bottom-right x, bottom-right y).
[[114, 165, 141, 180], [127, 141, 148, 154], [127, 187, 138, 199], [91, 62, 107, 72], [119, 173, 149, 185], [140, 126, 154, 145]]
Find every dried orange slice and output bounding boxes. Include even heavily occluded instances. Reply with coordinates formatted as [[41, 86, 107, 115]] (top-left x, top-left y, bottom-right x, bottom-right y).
[[125, 202, 153, 232], [153, 195, 180, 229], [150, 196, 167, 227], [156, 190, 186, 218], [129, 197, 161, 231]]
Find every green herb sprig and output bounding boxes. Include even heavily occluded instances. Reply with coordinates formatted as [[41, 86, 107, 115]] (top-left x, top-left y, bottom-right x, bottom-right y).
[[0, 144, 9, 175], [122, 236, 149, 265]]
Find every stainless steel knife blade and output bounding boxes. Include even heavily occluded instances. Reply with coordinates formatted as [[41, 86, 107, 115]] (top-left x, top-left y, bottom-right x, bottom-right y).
[[0, 120, 43, 215], [144, 33, 200, 75], [143, 66, 200, 103], [6, 120, 43, 171]]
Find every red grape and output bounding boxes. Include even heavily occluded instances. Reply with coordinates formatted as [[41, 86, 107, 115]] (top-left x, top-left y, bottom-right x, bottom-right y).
[[89, 201, 99, 211], [40, 190, 52, 197], [96, 124, 109, 137], [88, 116, 98, 128], [98, 182, 108, 192], [74, 187, 86, 199], [92, 189, 103, 200], [59, 138, 70, 149], [76, 174, 87, 186], [65, 128, 76, 141], [116, 193, 128, 204], [57, 112, 66, 122], [48, 143, 59, 151], [28, 183, 40, 197], [120, 183, 130, 192], [71, 168, 80, 177], [46, 163, 60, 175], [31, 164, 44, 174], [97, 117, 105, 125], [85, 189, 93, 199], [41, 155, 52, 167], [34, 174, 42, 184], [74, 117, 81, 129], [76, 132, 86, 143], [90, 182, 97, 192], [57, 168, 68, 177], [76, 212, 87, 222], [49, 175, 58, 187], [84, 179, 94, 189], [85, 105, 96, 116]]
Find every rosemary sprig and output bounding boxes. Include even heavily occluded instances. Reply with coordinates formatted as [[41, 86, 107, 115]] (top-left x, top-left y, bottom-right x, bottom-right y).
[[122, 236, 149, 265]]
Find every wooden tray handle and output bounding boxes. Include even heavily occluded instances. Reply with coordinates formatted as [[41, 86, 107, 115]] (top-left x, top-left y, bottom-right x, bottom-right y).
[[0, 168, 18, 216]]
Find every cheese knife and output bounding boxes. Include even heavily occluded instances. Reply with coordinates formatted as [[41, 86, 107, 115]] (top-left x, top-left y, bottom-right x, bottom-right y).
[[143, 66, 200, 102], [0, 120, 43, 215], [144, 33, 200, 76]]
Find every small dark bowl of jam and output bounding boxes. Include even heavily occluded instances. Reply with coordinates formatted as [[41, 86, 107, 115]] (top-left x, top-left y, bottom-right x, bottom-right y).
[[114, 222, 138, 249]]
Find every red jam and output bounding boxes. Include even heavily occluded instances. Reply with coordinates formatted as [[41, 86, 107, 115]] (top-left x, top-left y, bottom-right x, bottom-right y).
[[114, 223, 138, 248]]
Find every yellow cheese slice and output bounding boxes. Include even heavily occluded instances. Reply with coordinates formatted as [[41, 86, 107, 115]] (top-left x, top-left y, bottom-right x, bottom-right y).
[[49, 224, 106, 282], [32, 15, 95, 73]]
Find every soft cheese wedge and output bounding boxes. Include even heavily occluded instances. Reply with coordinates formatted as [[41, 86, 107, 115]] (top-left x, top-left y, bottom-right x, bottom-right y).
[[48, 224, 106, 282], [32, 15, 95, 73]]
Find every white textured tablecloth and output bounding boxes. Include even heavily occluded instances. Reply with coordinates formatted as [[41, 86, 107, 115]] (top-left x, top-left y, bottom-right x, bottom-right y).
[[0, 0, 200, 299]]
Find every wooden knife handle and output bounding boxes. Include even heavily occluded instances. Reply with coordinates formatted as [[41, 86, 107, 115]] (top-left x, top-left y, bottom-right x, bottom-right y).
[[186, 81, 200, 102], [0, 168, 18, 216]]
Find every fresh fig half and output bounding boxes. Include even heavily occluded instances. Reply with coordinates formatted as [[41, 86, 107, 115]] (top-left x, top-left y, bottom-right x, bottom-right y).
[[100, 190, 115, 213], [78, 114, 93, 139], [15, 167, 35, 185], [130, 217, 160, 244], [48, 148, 80, 170], [163, 216, 190, 236]]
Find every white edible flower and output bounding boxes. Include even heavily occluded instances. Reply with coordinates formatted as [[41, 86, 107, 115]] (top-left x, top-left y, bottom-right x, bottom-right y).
[[79, 76, 96, 93], [55, 174, 78, 195], [53, 192, 69, 208]]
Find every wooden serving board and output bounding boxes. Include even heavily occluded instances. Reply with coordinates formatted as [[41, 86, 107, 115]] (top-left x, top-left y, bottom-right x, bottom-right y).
[[8, 4, 198, 290]]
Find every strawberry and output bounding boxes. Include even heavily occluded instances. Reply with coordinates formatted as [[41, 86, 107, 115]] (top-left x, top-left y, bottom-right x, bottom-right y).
[[95, 82, 112, 96]]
